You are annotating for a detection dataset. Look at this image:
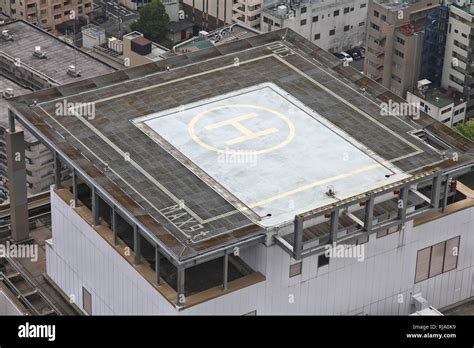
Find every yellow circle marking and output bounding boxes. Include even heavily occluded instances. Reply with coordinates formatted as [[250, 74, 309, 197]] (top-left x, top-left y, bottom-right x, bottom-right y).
[[188, 104, 295, 154]]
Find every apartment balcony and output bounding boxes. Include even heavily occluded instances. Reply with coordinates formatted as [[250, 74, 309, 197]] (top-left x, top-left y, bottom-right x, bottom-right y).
[[232, 12, 245, 22], [232, 4, 245, 15]]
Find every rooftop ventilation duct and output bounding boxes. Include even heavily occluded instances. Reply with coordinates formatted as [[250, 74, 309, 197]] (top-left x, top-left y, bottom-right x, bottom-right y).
[[33, 46, 47, 59]]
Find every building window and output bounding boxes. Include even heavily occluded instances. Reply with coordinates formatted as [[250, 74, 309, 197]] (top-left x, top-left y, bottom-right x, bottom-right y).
[[360, 3, 366, 8], [263, 17, 273, 25], [381, 14, 386, 21], [344, 25, 350, 32], [391, 74, 402, 83], [312, 15, 318, 22], [82, 287, 92, 315], [301, 6, 307, 14], [414, 236, 460, 283], [374, 10, 379, 17], [289, 262, 302, 277], [350, 7, 354, 11], [394, 49, 404, 58], [359, 21, 365, 26], [396, 37, 405, 45], [334, 10, 339, 16], [371, 22, 380, 31], [329, 29, 335, 36], [300, 19, 307, 25], [318, 254, 330, 268], [314, 33, 320, 40]]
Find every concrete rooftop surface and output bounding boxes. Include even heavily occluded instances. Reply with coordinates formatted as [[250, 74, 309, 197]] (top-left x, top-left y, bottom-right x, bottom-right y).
[[7, 28, 474, 263]]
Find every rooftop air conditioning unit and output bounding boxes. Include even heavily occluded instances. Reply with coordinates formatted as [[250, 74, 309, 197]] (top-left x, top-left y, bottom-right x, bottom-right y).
[[67, 65, 81, 77], [199, 30, 209, 39], [33, 46, 47, 59], [2, 88, 14, 99]]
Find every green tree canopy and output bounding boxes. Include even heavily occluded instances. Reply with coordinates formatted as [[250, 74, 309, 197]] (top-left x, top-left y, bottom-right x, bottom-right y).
[[130, 0, 169, 42], [455, 120, 474, 141]]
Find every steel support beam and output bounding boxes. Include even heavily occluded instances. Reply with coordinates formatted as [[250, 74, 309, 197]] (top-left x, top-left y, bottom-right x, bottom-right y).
[[329, 209, 339, 243], [91, 187, 100, 226], [155, 248, 161, 285], [72, 168, 78, 208], [222, 253, 229, 291], [112, 206, 118, 245], [133, 225, 141, 265], [293, 216, 304, 260], [364, 194, 374, 233], [398, 187, 409, 222], [442, 176, 450, 213], [431, 174, 442, 209], [53, 151, 62, 189], [177, 267, 185, 306]]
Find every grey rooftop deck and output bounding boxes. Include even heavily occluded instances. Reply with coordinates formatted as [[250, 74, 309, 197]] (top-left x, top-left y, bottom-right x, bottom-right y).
[[8, 29, 474, 262]]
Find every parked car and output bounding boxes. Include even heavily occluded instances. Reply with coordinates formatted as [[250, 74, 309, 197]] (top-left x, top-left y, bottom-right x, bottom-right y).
[[354, 46, 365, 57], [339, 51, 354, 63], [333, 52, 353, 63], [346, 48, 362, 61]]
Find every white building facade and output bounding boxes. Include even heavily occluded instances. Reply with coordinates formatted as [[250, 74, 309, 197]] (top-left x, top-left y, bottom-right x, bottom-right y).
[[260, 0, 368, 52], [46, 187, 474, 315]]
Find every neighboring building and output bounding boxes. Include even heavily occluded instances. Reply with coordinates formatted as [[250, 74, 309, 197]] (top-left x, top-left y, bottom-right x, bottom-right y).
[[420, 3, 449, 87], [182, 0, 273, 31], [0, 19, 115, 194], [0, 0, 92, 30], [260, 0, 368, 52], [166, 19, 194, 43], [182, 0, 234, 30], [122, 31, 169, 67], [364, 0, 439, 97], [407, 79, 467, 128], [121, 24, 258, 67], [8, 29, 474, 315], [441, 0, 474, 120]]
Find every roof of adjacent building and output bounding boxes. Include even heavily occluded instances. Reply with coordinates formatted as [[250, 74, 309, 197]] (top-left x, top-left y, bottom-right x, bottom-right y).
[[8, 28, 474, 262], [0, 19, 115, 143], [0, 19, 114, 85]]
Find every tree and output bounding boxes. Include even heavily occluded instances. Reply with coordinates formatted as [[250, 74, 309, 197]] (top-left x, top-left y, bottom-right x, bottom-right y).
[[455, 120, 474, 141], [130, 0, 169, 42]]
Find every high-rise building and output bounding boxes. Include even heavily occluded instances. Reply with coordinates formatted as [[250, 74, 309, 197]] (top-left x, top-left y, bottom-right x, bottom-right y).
[[364, 0, 439, 97], [441, 0, 474, 120]]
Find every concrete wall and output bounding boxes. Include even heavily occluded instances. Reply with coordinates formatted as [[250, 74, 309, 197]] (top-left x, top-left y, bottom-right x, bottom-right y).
[[47, 188, 474, 315]]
